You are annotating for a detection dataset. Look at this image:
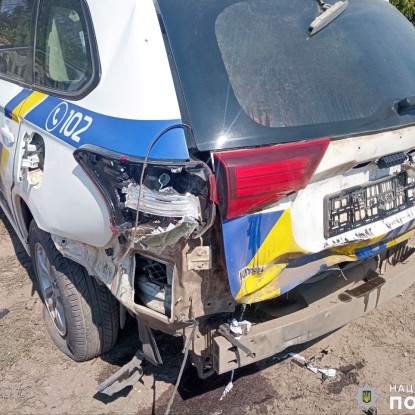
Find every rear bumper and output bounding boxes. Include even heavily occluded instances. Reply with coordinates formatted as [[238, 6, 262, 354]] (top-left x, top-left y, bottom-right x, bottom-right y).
[[212, 251, 415, 374]]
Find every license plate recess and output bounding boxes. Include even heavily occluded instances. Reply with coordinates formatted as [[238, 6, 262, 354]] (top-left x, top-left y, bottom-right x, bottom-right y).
[[325, 172, 415, 238]]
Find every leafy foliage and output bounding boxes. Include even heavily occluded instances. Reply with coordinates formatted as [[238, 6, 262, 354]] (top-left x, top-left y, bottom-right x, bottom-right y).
[[392, 0, 415, 23], [0, 0, 32, 46]]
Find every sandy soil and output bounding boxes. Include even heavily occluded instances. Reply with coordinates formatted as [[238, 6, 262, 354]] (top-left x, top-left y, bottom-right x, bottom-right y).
[[1, 206, 415, 415]]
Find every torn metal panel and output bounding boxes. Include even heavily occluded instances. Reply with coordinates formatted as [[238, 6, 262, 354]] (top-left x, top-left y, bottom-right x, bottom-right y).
[[171, 223, 236, 322], [135, 216, 198, 253], [51, 235, 152, 321], [52, 235, 121, 285], [20, 133, 45, 188], [52, 221, 236, 326]]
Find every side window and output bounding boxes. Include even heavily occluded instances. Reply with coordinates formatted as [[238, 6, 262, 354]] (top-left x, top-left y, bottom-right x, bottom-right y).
[[35, 0, 94, 94], [0, 0, 33, 82]]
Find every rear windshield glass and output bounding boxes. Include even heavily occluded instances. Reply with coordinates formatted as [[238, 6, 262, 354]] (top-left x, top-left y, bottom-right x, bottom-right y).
[[158, 0, 415, 151]]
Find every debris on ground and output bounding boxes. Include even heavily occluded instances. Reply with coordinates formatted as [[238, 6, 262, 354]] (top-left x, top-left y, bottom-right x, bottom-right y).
[[309, 347, 334, 364], [0, 308, 10, 320], [272, 349, 336, 380], [229, 319, 252, 339], [291, 353, 336, 379], [339, 364, 356, 375], [220, 370, 235, 401], [97, 352, 144, 396]]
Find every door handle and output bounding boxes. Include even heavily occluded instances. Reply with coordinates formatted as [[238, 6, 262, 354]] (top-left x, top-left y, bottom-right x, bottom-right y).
[[1, 125, 15, 146]]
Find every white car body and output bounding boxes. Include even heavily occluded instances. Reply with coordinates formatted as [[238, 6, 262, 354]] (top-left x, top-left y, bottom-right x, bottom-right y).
[[1, 0, 415, 383]]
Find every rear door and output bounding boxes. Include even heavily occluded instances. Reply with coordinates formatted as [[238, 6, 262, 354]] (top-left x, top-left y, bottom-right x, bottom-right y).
[[0, 0, 33, 226]]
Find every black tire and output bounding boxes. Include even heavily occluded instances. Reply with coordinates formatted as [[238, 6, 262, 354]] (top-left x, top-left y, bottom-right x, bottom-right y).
[[29, 221, 119, 361]]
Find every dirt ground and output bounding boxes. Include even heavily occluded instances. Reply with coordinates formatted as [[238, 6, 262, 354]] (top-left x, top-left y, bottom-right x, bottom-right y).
[[1, 207, 415, 415]]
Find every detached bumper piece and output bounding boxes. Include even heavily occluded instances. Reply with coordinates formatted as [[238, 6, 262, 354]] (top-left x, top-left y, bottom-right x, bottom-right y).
[[97, 351, 144, 396], [97, 317, 162, 396], [211, 247, 415, 374]]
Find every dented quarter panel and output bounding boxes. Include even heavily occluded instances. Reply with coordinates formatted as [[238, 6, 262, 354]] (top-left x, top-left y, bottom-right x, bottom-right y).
[[312, 126, 415, 181], [51, 218, 236, 326], [221, 126, 415, 304]]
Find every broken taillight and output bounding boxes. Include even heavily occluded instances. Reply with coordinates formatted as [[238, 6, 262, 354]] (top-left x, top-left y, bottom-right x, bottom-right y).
[[73, 146, 215, 235], [214, 138, 330, 219]]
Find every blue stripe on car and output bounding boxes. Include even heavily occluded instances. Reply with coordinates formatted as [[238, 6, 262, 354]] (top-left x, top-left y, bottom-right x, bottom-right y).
[[25, 95, 190, 160]]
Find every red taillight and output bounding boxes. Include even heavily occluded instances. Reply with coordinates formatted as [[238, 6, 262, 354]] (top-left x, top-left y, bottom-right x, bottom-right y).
[[214, 138, 330, 219]]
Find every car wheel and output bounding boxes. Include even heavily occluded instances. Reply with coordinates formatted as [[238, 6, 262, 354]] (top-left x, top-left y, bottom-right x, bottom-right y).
[[29, 221, 119, 361]]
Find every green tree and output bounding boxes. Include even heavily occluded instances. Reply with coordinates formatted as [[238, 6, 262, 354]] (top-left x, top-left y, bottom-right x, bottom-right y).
[[391, 0, 415, 24], [0, 0, 32, 46]]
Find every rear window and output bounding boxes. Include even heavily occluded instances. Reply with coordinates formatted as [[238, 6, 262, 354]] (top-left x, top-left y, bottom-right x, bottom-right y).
[[158, 0, 415, 151], [215, 0, 415, 129]]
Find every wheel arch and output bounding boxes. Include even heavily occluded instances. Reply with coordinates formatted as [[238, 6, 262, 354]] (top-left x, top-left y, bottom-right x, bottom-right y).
[[13, 195, 34, 244]]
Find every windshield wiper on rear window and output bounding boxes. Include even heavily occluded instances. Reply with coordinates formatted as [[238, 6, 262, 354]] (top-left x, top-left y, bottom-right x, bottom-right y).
[[308, 0, 348, 36], [397, 96, 415, 114]]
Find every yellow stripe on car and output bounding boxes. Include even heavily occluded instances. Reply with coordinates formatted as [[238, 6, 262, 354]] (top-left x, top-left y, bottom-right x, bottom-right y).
[[236, 209, 307, 303], [11, 91, 47, 123]]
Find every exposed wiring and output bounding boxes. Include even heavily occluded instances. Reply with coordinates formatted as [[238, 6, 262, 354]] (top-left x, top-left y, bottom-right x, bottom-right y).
[[164, 320, 199, 415], [132, 123, 191, 243], [117, 123, 191, 262], [324, 266, 348, 281], [220, 369, 235, 401]]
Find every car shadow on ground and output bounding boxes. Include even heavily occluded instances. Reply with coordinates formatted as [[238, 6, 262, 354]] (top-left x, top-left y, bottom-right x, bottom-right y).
[[0, 207, 36, 289]]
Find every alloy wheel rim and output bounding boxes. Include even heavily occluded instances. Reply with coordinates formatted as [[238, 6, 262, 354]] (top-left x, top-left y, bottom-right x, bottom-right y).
[[34, 243, 67, 337]]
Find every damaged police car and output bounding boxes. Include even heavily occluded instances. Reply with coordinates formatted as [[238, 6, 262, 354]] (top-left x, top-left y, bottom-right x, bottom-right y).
[[2, 0, 415, 393]]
